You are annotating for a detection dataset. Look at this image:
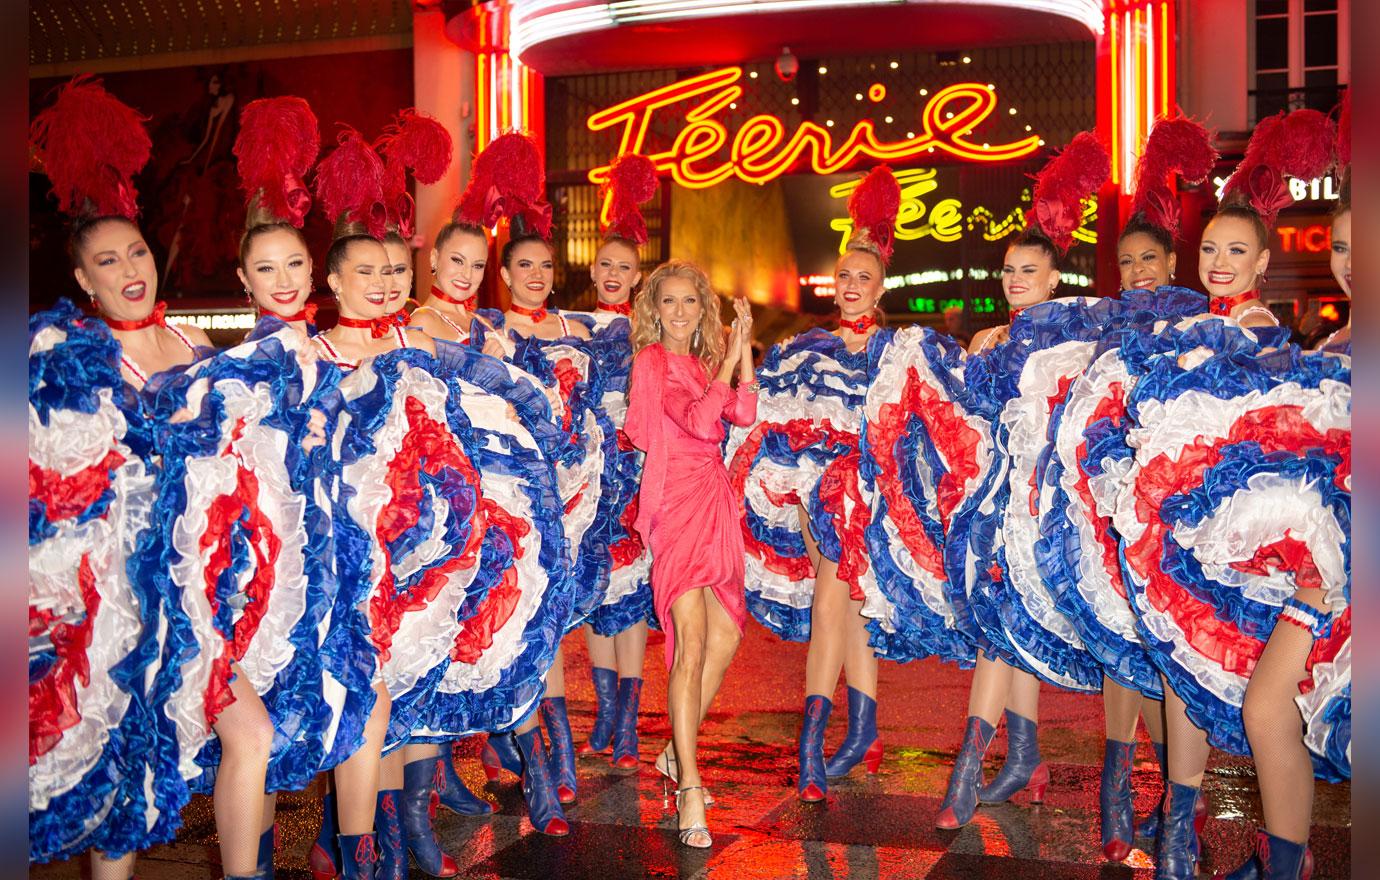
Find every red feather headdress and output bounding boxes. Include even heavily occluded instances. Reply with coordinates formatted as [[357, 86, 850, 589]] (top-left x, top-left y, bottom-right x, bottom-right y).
[[29, 75, 151, 221], [455, 131, 552, 240], [1221, 107, 1334, 228], [1334, 88, 1350, 204], [376, 108, 452, 240], [314, 126, 389, 240], [599, 154, 658, 246], [846, 165, 901, 265], [234, 96, 320, 229], [1128, 116, 1218, 240], [1025, 131, 1110, 254]]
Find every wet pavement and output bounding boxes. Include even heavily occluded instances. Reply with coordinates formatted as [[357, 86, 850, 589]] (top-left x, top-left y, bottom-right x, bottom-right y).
[[34, 623, 1350, 879]]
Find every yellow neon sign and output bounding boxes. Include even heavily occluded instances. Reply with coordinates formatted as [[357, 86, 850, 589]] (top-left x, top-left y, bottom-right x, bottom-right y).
[[827, 169, 1098, 252]]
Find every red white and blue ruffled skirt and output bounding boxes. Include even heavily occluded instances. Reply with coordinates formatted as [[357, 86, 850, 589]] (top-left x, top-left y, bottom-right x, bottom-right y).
[[29, 301, 187, 861], [725, 328, 887, 643], [1112, 318, 1350, 763]]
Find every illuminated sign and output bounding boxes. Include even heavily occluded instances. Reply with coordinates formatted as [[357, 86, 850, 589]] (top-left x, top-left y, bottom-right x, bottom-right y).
[[1277, 224, 1331, 253], [1107, 1, 1175, 193], [169, 310, 257, 331], [586, 66, 1042, 216], [1212, 174, 1340, 202], [511, 2, 1106, 61], [825, 167, 1098, 253], [799, 266, 1093, 299]]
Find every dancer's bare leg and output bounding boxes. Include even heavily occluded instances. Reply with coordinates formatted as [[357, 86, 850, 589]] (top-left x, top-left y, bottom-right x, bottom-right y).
[[212, 669, 274, 875], [1104, 677, 1143, 742], [544, 642, 567, 697], [380, 749, 404, 790], [841, 597, 878, 699], [333, 682, 390, 834], [586, 627, 616, 671], [614, 621, 649, 678], [90, 851, 135, 880], [1242, 588, 1330, 844], [1163, 678, 1210, 788], [967, 652, 1016, 726], [805, 558, 850, 698]]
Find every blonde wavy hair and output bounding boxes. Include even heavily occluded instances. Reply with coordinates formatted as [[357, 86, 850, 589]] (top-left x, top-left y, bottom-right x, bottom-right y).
[[631, 259, 726, 376]]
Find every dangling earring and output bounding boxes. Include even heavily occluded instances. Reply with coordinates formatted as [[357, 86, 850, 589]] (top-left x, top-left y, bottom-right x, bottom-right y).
[[692, 326, 702, 349]]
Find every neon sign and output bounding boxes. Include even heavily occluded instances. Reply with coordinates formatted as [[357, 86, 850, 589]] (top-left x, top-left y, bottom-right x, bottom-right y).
[[167, 309, 257, 331], [586, 66, 1042, 215], [826, 168, 1098, 253], [1212, 175, 1340, 202], [799, 267, 1093, 299], [1277, 224, 1331, 253]]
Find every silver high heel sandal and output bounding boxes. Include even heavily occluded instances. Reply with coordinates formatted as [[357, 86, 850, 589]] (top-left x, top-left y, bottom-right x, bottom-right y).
[[656, 749, 715, 807], [675, 786, 712, 849]]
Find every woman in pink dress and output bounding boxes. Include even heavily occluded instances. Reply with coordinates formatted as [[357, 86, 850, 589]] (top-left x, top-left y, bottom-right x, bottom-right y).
[[624, 260, 756, 848]]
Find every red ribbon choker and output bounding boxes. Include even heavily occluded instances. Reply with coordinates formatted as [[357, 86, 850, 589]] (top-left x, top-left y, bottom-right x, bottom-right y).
[[1008, 305, 1026, 319], [429, 285, 477, 312], [597, 301, 633, 316], [102, 301, 166, 331], [278, 303, 318, 324], [337, 311, 409, 339], [1209, 290, 1259, 316], [839, 314, 875, 334], [510, 302, 549, 323]]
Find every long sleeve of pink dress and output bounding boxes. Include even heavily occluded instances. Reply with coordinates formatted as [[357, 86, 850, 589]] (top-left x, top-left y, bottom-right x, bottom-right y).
[[625, 343, 757, 667]]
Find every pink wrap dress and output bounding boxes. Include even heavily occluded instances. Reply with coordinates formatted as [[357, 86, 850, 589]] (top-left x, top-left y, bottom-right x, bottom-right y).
[[624, 343, 757, 667]]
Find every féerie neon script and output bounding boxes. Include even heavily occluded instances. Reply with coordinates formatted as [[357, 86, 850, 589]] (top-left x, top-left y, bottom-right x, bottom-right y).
[[586, 66, 1042, 203]]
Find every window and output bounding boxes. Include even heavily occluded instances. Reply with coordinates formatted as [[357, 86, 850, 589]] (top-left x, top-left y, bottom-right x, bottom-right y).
[[1250, 0, 1348, 122]]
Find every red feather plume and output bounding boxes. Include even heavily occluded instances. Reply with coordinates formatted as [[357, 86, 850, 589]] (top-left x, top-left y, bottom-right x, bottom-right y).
[[600, 153, 658, 246], [1129, 116, 1218, 239], [376, 109, 452, 239], [234, 96, 320, 228], [846, 165, 901, 264], [1025, 131, 1110, 254], [29, 75, 151, 220], [1222, 107, 1335, 227], [455, 131, 552, 240], [314, 126, 388, 239]]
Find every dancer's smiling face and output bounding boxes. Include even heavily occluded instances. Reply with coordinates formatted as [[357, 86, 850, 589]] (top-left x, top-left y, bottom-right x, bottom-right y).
[[834, 249, 885, 322], [329, 238, 391, 320], [1199, 214, 1270, 299], [238, 226, 312, 319], [431, 228, 488, 305], [501, 239, 555, 310], [1117, 231, 1175, 292], [1001, 242, 1059, 308], [592, 238, 641, 306], [74, 218, 159, 322]]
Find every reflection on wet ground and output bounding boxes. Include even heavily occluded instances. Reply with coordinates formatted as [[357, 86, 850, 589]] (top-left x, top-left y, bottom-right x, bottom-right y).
[[33, 624, 1349, 879]]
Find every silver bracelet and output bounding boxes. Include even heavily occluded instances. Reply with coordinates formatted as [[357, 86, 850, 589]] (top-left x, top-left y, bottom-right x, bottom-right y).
[[746, 381, 760, 394]]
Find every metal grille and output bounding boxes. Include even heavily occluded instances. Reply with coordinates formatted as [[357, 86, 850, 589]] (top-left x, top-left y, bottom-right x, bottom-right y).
[[30, 0, 412, 67]]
